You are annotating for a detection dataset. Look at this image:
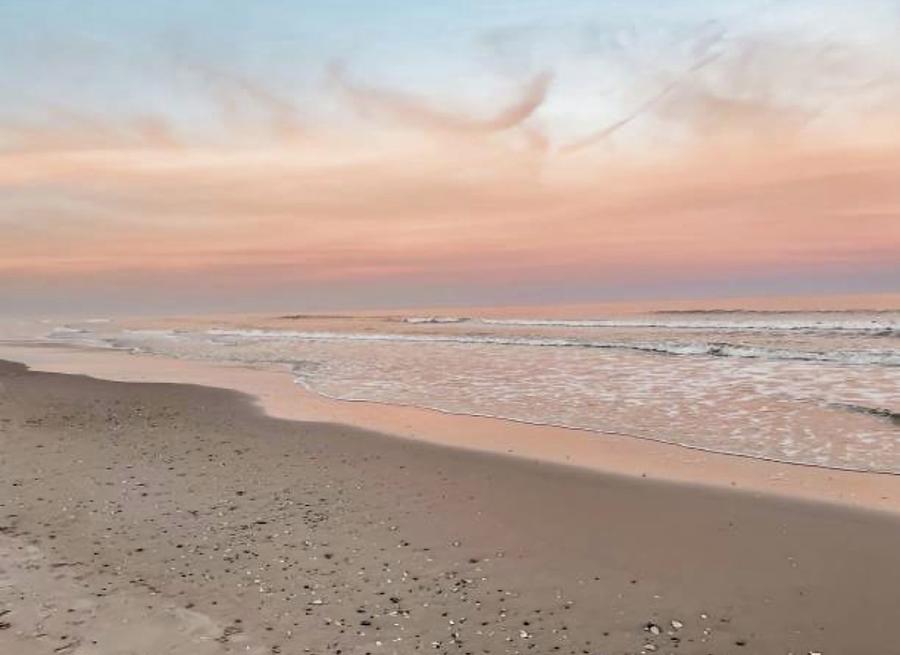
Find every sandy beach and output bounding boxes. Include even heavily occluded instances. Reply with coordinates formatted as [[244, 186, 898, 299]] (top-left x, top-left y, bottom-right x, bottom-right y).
[[5, 2, 900, 653], [2, 358, 899, 655]]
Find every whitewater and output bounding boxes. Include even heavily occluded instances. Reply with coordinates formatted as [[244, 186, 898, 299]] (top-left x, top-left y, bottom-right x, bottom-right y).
[[32, 308, 900, 473]]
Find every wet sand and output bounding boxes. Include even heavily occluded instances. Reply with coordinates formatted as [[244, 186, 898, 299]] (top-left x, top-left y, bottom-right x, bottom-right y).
[[1, 360, 900, 654], [2, 342, 900, 514]]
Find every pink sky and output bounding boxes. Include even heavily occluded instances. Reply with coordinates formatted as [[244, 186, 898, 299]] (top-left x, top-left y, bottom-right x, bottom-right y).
[[2, 3, 899, 315]]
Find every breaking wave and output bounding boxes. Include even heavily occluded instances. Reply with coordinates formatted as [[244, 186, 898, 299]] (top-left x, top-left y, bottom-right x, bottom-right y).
[[476, 316, 898, 333], [401, 316, 470, 324], [203, 328, 900, 366]]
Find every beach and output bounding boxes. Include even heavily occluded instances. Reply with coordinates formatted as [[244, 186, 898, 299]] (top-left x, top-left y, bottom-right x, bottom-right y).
[[2, 357, 900, 655], [5, 1, 900, 653]]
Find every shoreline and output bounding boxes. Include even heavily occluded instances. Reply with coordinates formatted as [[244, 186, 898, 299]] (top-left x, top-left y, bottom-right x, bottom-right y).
[[297, 381, 900, 477], [1, 358, 900, 654], [2, 340, 900, 514]]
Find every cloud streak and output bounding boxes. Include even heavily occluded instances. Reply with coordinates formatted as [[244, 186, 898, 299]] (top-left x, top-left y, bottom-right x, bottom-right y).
[[560, 22, 728, 154], [329, 63, 552, 135]]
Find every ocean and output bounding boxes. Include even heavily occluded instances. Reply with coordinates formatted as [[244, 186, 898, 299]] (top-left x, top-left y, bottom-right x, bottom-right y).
[[37, 308, 900, 473]]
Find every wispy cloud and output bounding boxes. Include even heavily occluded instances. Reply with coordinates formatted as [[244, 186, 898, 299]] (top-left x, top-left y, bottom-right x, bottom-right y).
[[1, 14, 899, 311], [329, 62, 552, 135]]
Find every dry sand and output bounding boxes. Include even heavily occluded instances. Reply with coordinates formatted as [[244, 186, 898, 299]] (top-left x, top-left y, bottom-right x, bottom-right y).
[[1, 360, 900, 654]]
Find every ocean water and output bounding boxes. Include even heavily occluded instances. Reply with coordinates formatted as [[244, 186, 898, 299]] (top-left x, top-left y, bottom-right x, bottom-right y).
[[35, 309, 900, 473]]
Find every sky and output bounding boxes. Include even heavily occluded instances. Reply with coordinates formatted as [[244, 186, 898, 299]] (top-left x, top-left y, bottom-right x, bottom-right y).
[[1, 0, 899, 315]]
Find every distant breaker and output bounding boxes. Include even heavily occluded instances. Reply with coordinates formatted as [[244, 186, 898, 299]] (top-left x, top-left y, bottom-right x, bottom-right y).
[[401, 316, 470, 324], [46, 323, 900, 367], [393, 311, 900, 333]]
